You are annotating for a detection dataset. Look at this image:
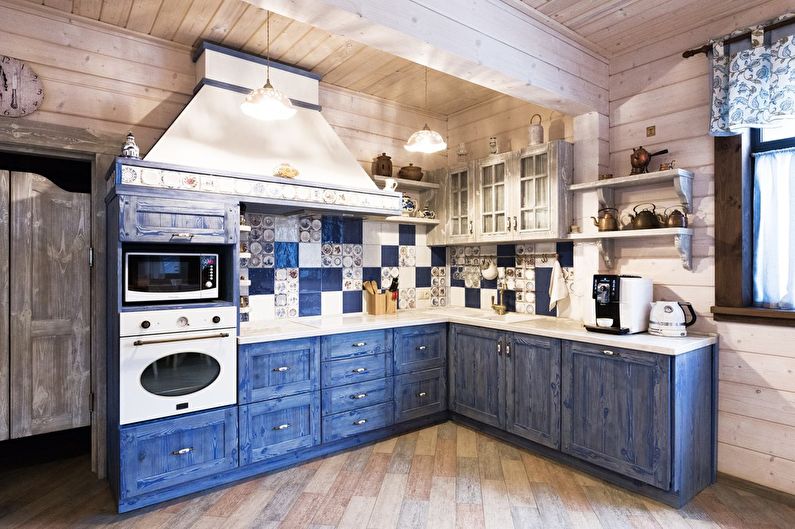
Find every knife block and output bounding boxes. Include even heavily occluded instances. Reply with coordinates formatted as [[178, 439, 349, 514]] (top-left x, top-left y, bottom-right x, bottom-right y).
[[364, 290, 397, 315]]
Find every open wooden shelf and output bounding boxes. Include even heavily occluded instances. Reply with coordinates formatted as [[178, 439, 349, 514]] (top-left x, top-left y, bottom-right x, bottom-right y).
[[381, 216, 441, 226], [569, 168, 694, 213], [569, 227, 694, 270], [372, 175, 440, 192]]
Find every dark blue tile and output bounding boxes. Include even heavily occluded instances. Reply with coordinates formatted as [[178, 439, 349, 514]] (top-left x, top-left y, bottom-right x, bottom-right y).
[[431, 246, 447, 266], [363, 267, 381, 282], [321, 267, 342, 292], [381, 245, 399, 267], [503, 290, 516, 312], [497, 244, 516, 257], [274, 242, 298, 268], [481, 277, 497, 289], [556, 241, 574, 267], [451, 276, 465, 288], [249, 268, 274, 295], [465, 288, 481, 308], [415, 267, 432, 288], [342, 217, 363, 244], [534, 268, 556, 316], [299, 293, 321, 317], [343, 290, 363, 313], [321, 215, 343, 243], [398, 224, 416, 246], [299, 268, 322, 292], [497, 256, 516, 268]]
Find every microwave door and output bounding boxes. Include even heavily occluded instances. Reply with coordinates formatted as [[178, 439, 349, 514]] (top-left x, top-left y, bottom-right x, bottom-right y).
[[126, 254, 202, 302]]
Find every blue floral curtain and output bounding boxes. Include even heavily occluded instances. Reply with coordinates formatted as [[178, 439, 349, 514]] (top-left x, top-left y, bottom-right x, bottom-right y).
[[710, 32, 795, 135]]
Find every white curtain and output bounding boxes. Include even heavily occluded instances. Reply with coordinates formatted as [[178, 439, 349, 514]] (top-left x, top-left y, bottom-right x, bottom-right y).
[[753, 147, 795, 308]]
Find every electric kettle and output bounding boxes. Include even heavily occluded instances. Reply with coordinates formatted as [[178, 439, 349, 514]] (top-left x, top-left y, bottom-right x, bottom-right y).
[[648, 301, 697, 337]]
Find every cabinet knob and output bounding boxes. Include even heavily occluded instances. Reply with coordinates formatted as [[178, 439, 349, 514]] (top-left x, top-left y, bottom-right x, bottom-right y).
[[273, 423, 291, 431], [352, 367, 368, 374], [171, 447, 193, 456], [273, 366, 290, 372], [497, 341, 502, 356], [140, 320, 151, 329], [353, 419, 368, 426], [416, 345, 427, 351], [212, 316, 221, 324], [350, 393, 368, 400], [352, 342, 367, 347], [469, 221, 473, 234], [417, 391, 428, 398], [506, 343, 511, 357], [513, 216, 518, 230], [602, 350, 617, 357]]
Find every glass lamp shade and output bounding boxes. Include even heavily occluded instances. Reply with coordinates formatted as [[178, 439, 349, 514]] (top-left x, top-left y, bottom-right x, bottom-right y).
[[404, 124, 447, 153], [240, 80, 297, 121]]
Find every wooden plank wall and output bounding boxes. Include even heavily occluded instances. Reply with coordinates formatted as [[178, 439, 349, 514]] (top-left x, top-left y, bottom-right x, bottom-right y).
[[607, 0, 795, 495]]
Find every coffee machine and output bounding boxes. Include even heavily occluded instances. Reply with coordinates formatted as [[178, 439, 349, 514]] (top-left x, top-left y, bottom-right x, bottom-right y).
[[585, 274, 653, 334]]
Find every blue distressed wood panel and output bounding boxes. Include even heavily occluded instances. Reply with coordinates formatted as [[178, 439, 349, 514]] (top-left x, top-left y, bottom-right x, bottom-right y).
[[238, 337, 320, 404], [505, 333, 561, 449], [394, 324, 447, 374], [119, 407, 238, 501], [448, 324, 504, 428], [321, 329, 392, 361], [239, 392, 320, 465], [394, 368, 447, 423], [321, 353, 390, 388], [561, 341, 671, 490], [321, 377, 394, 416], [322, 401, 394, 442]]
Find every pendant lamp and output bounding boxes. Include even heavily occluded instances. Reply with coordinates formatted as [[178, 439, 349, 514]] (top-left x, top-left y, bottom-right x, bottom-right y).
[[405, 67, 447, 154], [241, 10, 296, 121]]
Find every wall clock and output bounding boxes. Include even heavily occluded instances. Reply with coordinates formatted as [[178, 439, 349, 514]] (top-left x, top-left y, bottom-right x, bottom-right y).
[[0, 56, 44, 118]]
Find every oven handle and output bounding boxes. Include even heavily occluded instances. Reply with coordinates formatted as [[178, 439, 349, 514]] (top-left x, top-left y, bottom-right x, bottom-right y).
[[133, 332, 231, 347]]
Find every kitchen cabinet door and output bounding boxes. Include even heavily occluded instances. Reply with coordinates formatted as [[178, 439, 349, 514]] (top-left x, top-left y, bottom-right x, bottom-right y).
[[561, 341, 671, 490], [505, 333, 561, 449], [449, 324, 504, 428], [0, 171, 8, 441], [10, 171, 91, 438], [476, 153, 513, 242]]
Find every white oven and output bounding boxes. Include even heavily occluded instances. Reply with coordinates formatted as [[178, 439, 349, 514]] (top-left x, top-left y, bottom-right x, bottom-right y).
[[119, 306, 237, 425]]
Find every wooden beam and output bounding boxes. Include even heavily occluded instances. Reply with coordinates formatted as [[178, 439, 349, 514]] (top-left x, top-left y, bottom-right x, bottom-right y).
[[243, 0, 609, 116]]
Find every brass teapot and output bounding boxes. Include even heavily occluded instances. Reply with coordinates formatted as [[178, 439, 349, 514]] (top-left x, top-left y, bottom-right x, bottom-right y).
[[626, 203, 663, 230], [591, 207, 619, 232], [662, 206, 688, 228]]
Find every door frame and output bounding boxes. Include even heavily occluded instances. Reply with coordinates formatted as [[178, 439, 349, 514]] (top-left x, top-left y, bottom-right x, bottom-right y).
[[0, 116, 118, 479]]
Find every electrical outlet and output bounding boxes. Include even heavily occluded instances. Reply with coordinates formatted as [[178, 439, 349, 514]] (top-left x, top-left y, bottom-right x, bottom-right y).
[[646, 125, 656, 137]]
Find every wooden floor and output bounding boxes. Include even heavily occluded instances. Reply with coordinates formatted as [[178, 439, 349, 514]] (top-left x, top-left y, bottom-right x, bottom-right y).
[[1, 422, 793, 529]]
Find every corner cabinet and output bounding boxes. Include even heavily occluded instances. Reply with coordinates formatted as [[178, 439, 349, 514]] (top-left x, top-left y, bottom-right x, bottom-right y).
[[426, 164, 475, 246]]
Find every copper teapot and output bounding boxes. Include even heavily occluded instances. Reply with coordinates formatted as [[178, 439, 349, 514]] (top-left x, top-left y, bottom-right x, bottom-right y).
[[626, 203, 663, 229], [663, 206, 688, 228], [630, 146, 669, 174], [591, 207, 619, 231]]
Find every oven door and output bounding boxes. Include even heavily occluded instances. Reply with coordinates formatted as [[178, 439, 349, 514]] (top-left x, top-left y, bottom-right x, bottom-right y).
[[125, 253, 214, 303], [119, 330, 237, 425]]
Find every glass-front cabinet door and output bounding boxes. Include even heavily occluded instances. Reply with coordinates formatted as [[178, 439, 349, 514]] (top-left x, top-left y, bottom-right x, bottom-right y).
[[477, 153, 513, 240], [448, 166, 473, 242], [518, 150, 550, 232]]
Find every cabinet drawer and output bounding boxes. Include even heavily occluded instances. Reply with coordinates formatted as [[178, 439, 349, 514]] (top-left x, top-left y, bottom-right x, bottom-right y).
[[239, 392, 320, 465], [321, 329, 392, 361], [239, 338, 320, 404], [322, 377, 394, 416], [322, 402, 394, 443], [394, 324, 447, 374], [322, 353, 390, 388], [119, 407, 238, 499], [119, 195, 237, 244], [395, 368, 447, 423]]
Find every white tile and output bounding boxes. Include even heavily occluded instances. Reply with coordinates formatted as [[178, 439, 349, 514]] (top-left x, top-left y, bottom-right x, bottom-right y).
[[363, 244, 381, 267], [379, 223, 399, 245], [416, 297, 432, 310], [275, 215, 300, 242], [480, 288, 497, 309], [415, 226, 427, 247], [362, 220, 382, 245], [399, 266, 415, 289], [415, 246, 432, 267], [249, 294, 275, 322], [450, 286, 465, 307], [480, 244, 497, 256], [321, 291, 343, 315], [298, 243, 321, 268]]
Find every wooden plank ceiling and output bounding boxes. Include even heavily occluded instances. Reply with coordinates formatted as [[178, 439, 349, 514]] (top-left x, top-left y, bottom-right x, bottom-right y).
[[520, 0, 777, 56], [26, 0, 501, 116]]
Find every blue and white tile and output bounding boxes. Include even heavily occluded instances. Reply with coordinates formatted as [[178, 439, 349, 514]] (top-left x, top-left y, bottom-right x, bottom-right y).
[[362, 221, 382, 245], [480, 288, 497, 310], [399, 266, 416, 289], [248, 294, 275, 322], [321, 291, 343, 315], [378, 223, 399, 245], [415, 245, 432, 267], [415, 227, 427, 247], [363, 244, 381, 267], [450, 286, 465, 307]]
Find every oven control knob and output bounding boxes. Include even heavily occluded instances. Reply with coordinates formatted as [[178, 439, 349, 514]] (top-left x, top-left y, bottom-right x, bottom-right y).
[[177, 317, 189, 327], [140, 320, 151, 329], [212, 316, 221, 324], [205, 281, 213, 288]]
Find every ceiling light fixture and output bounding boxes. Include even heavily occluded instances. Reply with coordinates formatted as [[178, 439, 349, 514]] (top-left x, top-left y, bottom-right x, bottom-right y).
[[240, 10, 296, 121], [405, 67, 447, 154]]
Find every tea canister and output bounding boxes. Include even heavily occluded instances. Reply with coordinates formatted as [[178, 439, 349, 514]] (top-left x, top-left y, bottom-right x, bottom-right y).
[[529, 114, 544, 145], [372, 152, 393, 177]]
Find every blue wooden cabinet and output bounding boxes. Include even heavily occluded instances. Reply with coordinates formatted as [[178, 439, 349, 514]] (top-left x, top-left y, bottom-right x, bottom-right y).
[[322, 377, 394, 416], [322, 401, 395, 442], [118, 194, 238, 244], [561, 341, 671, 490], [448, 324, 504, 428], [394, 324, 447, 374], [321, 352, 391, 387], [239, 392, 321, 465], [395, 368, 447, 423], [119, 407, 238, 500], [239, 338, 320, 404], [321, 329, 392, 360], [505, 334, 561, 449]]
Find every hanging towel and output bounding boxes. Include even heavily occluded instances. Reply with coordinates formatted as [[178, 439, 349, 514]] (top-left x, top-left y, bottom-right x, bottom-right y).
[[548, 259, 569, 311]]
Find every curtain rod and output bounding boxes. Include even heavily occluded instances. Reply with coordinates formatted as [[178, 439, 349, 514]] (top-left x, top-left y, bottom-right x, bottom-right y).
[[682, 14, 794, 58]]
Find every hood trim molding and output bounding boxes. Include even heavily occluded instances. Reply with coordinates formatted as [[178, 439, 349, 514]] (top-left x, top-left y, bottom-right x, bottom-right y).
[[195, 78, 322, 112]]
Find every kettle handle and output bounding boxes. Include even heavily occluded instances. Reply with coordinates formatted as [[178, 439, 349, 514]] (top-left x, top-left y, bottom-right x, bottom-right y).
[[679, 302, 698, 327], [633, 202, 657, 214]]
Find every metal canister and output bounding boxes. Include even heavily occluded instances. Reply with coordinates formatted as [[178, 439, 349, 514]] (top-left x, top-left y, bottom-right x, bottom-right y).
[[529, 114, 544, 145]]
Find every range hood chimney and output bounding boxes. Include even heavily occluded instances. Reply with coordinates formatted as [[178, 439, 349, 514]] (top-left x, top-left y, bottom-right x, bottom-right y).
[[145, 43, 380, 194]]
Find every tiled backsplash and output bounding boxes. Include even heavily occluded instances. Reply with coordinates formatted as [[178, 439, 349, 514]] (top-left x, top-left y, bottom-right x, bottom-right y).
[[240, 212, 575, 323]]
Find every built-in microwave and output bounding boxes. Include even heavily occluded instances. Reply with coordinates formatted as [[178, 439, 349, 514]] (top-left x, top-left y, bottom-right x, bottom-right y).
[[124, 252, 219, 303]]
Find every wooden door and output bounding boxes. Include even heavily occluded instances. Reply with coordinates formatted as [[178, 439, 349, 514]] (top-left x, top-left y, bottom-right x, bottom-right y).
[[0, 171, 8, 441], [561, 341, 671, 489], [476, 153, 513, 242], [505, 333, 561, 449], [449, 324, 504, 428], [10, 171, 91, 438]]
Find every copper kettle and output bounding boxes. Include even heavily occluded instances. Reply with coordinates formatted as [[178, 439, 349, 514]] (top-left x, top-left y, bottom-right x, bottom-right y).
[[630, 146, 669, 174], [626, 203, 663, 229], [663, 206, 688, 228], [591, 207, 619, 231]]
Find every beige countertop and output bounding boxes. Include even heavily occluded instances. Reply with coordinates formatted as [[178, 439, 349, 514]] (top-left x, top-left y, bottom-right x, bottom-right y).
[[238, 307, 717, 356]]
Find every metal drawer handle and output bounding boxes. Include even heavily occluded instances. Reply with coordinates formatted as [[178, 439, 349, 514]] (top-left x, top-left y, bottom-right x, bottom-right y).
[[273, 366, 290, 372], [469, 220, 473, 234], [273, 423, 291, 431], [416, 345, 427, 351], [417, 391, 428, 398], [497, 341, 502, 356], [352, 367, 368, 374], [350, 393, 368, 400], [603, 350, 618, 357], [171, 447, 193, 456], [170, 232, 194, 240], [353, 419, 367, 426], [352, 342, 367, 347], [506, 343, 511, 358]]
